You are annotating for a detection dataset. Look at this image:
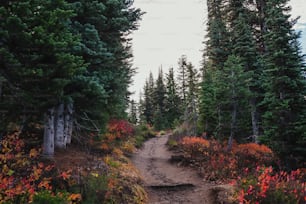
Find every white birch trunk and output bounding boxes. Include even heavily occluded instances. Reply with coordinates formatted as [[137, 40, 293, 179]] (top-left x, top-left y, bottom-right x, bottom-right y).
[[250, 98, 259, 143], [55, 103, 66, 148], [43, 108, 55, 157], [0, 80, 2, 100], [228, 100, 237, 151], [65, 103, 73, 144]]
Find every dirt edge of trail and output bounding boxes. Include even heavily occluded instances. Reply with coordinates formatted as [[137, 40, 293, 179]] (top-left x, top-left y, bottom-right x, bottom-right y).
[[131, 134, 233, 204]]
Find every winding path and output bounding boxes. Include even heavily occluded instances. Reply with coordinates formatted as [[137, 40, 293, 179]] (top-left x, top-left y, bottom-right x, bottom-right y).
[[132, 134, 218, 204]]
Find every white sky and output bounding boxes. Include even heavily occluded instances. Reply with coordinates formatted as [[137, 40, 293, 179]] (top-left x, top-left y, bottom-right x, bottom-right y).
[[130, 0, 306, 100]]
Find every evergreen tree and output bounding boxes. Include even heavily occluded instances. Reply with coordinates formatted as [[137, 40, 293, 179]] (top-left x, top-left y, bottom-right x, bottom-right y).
[[228, 0, 263, 143], [177, 55, 188, 106], [142, 73, 155, 125], [261, 0, 306, 161], [128, 99, 137, 124], [153, 68, 167, 130], [222, 55, 251, 149], [199, 68, 218, 136], [67, 0, 142, 127], [199, 0, 229, 138], [165, 68, 182, 128], [0, 0, 142, 156], [186, 62, 199, 105], [204, 0, 229, 70], [0, 0, 86, 155]]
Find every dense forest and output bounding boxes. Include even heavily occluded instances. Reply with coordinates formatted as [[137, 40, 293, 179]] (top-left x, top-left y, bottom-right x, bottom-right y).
[[138, 0, 306, 168], [0, 0, 142, 156], [0, 0, 305, 203]]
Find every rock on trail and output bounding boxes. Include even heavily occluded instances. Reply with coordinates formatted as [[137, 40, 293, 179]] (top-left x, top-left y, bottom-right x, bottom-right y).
[[132, 134, 227, 204]]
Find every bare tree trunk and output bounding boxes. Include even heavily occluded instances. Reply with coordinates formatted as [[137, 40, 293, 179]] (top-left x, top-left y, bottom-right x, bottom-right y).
[[55, 103, 66, 148], [228, 100, 237, 151], [65, 103, 73, 144], [250, 98, 259, 143], [43, 108, 55, 157], [216, 103, 222, 136], [0, 79, 2, 100]]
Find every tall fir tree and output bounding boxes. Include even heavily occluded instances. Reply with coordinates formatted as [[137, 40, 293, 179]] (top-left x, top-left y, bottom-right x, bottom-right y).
[[0, 0, 143, 156], [228, 0, 263, 143], [0, 0, 86, 155], [261, 0, 306, 162], [165, 67, 182, 128], [128, 99, 138, 124], [177, 55, 188, 106], [142, 73, 155, 126], [153, 68, 167, 130]]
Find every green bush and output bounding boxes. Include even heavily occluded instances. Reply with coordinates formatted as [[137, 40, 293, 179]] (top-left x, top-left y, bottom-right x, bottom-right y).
[[133, 124, 156, 148], [134, 135, 146, 148], [82, 173, 108, 204], [32, 191, 67, 204]]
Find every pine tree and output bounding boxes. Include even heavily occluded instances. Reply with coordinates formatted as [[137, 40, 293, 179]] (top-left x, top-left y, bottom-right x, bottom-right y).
[[67, 0, 142, 125], [199, 68, 218, 136], [165, 68, 182, 128], [142, 73, 155, 125], [128, 99, 138, 124], [177, 55, 188, 106], [204, 0, 229, 70], [0, 0, 86, 155], [222, 55, 251, 149], [0, 0, 143, 156], [186, 62, 199, 104], [153, 68, 167, 130], [199, 0, 229, 138], [261, 0, 306, 161], [228, 0, 263, 143]]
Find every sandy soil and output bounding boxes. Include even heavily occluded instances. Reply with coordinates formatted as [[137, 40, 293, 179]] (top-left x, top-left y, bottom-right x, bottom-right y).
[[131, 134, 227, 204]]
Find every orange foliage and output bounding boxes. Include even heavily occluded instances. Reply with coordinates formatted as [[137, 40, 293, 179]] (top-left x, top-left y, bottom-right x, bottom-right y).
[[68, 193, 82, 203], [181, 136, 210, 147], [236, 166, 306, 203], [107, 119, 134, 139], [234, 143, 273, 155], [0, 132, 80, 203], [99, 119, 135, 153], [234, 143, 276, 171], [178, 136, 304, 203]]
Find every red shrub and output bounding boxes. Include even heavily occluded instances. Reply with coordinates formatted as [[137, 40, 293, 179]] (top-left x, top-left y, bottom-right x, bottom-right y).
[[107, 119, 134, 140], [236, 166, 305, 203], [179, 137, 238, 180], [233, 143, 276, 173], [180, 137, 209, 159], [0, 132, 77, 203], [99, 119, 135, 152]]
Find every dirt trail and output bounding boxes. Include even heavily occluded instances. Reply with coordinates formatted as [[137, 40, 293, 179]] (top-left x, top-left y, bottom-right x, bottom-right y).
[[132, 134, 222, 204]]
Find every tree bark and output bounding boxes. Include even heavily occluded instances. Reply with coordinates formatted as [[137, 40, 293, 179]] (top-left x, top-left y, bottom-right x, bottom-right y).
[[0, 79, 2, 100], [55, 103, 66, 148], [65, 103, 73, 144], [43, 108, 55, 157], [250, 98, 260, 143], [228, 99, 237, 151]]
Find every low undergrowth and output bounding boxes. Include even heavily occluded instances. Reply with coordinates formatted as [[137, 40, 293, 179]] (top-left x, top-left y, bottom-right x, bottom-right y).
[[0, 120, 151, 204], [0, 132, 82, 204], [175, 136, 306, 203]]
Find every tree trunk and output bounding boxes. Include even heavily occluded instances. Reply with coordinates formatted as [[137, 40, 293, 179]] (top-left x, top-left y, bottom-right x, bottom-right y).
[[0, 79, 2, 100], [250, 98, 259, 143], [228, 100, 237, 151], [256, 0, 267, 53], [55, 103, 66, 148], [216, 103, 222, 136], [43, 108, 55, 157], [65, 103, 73, 144]]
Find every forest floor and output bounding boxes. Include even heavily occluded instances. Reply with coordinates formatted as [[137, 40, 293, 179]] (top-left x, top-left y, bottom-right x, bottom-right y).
[[131, 134, 232, 204]]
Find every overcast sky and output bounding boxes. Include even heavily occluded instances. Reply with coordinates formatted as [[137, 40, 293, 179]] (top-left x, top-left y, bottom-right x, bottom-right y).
[[130, 0, 306, 100]]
